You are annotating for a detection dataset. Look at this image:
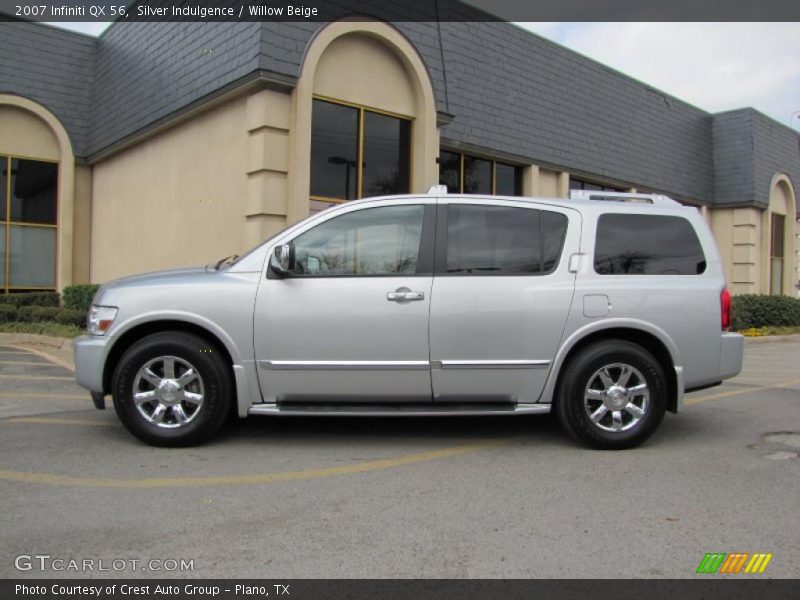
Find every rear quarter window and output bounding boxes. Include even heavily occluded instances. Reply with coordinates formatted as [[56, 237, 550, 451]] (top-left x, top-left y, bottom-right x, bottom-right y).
[[594, 214, 706, 275]]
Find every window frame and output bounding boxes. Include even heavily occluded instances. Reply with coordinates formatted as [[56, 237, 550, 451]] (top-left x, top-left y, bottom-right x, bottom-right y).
[[1, 154, 59, 293], [276, 203, 436, 279], [309, 96, 414, 206], [433, 202, 569, 277], [438, 150, 523, 196]]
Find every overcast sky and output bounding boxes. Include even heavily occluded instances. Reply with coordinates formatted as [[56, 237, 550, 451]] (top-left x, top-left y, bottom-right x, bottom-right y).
[[48, 21, 800, 129]]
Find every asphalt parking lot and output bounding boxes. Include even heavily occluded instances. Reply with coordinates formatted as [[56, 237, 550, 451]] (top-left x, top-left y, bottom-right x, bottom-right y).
[[1, 340, 799, 579]]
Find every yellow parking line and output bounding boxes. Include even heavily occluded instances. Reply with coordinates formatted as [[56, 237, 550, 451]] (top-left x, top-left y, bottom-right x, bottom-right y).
[[686, 378, 800, 405], [0, 439, 507, 489], [3, 417, 113, 427], [0, 392, 89, 400], [0, 374, 75, 381], [8, 345, 74, 371]]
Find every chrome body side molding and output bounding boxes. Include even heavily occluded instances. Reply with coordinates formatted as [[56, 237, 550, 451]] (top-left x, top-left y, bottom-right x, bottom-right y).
[[433, 360, 551, 370], [248, 403, 552, 417], [260, 360, 430, 371]]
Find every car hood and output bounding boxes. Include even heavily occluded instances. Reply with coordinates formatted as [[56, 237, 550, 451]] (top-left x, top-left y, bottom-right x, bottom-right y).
[[98, 266, 215, 294]]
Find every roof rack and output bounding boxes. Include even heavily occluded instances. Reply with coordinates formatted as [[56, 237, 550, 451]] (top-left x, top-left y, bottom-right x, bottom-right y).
[[569, 190, 680, 206]]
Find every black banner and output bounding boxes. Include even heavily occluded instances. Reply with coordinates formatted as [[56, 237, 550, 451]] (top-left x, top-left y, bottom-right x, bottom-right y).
[[4, 580, 800, 600], [1, 0, 800, 23]]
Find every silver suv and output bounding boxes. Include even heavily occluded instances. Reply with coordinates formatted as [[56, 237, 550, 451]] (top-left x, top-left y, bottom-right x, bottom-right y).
[[74, 189, 743, 449]]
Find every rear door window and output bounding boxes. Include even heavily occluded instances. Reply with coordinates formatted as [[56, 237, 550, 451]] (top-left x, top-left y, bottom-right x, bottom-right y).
[[442, 204, 568, 275], [594, 214, 706, 275]]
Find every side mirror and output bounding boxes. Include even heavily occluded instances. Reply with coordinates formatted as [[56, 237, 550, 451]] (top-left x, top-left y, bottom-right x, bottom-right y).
[[269, 243, 294, 277]]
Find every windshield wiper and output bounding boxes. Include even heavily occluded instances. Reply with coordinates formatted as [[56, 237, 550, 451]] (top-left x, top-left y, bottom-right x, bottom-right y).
[[214, 254, 239, 270]]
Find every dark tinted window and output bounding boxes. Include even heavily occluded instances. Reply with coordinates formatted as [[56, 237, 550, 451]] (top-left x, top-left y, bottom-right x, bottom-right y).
[[542, 210, 568, 272], [310, 100, 359, 200], [463, 157, 492, 194], [362, 111, 411, 197], [495, 162, 522, 196], [445, 205, 567, 275], [9, 158, 58, 224], [569, 177, 624, 192], [594, 214, 706, 275], [439, 151, 460, 193]]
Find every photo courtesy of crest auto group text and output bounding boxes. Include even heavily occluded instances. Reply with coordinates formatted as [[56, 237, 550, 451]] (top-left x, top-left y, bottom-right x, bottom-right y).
[[1, 0, 799, 598]]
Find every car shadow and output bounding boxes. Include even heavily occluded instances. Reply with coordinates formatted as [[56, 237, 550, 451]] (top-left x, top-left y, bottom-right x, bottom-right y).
[[216, 412, 569, 447]]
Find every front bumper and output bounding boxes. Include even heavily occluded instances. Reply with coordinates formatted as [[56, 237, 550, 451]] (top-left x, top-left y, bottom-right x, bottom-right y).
[[720, 332, 744, 380], [73, 334, 110, 395]]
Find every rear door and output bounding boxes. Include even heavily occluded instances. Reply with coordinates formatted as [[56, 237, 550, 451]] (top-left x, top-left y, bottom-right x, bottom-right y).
[[429, 199, 580, 404]]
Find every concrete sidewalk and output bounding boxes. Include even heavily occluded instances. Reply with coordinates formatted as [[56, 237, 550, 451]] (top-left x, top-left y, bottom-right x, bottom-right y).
[[0, 333, 74, 369]]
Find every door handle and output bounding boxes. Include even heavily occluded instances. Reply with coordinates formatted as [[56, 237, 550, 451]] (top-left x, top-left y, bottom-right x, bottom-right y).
[[387, 289, 425, 302]]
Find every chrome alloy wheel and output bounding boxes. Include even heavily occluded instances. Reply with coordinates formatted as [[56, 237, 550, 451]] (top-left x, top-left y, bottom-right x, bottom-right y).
[[583, 363, 650, 433], [132, 356, 205, 429]]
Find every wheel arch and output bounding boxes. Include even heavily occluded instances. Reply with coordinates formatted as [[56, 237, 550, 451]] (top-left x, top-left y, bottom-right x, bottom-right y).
[[102, 319, 236, 394], [548, 321, 680, 413]]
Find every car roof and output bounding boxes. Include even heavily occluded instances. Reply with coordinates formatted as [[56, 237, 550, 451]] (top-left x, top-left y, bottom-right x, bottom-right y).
[[346, 193, 699, 215]]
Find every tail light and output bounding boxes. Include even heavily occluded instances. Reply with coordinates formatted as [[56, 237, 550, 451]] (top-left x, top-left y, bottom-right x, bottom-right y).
[[720, 288, 731, 331]]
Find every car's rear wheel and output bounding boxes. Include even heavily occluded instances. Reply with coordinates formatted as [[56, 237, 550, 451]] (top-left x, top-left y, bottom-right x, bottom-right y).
[[112, 331, 232, 447], [555, 340, 667, 449]]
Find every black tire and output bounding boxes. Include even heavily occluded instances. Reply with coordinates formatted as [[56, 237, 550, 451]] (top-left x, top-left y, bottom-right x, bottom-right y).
[[555, 340, 667, 450], [112, 331, 232, 447]]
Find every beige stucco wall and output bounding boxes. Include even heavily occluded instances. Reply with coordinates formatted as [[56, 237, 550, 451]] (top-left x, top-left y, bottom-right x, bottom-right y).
[[243, 88, 293, 249], [72, 164, 92, 284], [711, 180, 798, 297], [0, 105, 60, 161], [91, 97, 250, 283], [538, 169, 563, 198], [521, 165, 571, 198], [711, 207, 762, 294], [796, 220, 800, 296], [313, 34, 416, 117]]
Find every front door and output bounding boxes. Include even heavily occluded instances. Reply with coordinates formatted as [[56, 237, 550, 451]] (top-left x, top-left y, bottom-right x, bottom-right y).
[[429, 200, 580, 404], [253, 202, 435, 404]]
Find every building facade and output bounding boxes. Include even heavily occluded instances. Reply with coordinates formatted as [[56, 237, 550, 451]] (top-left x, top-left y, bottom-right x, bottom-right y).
[[1, 12, 798, 295]]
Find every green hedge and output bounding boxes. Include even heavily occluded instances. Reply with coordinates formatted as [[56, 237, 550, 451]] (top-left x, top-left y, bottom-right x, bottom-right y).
[[0, 303, 16, 322], [0, 292, 60, 308], [55, 309, 87, 328], [18, 306, 61, 322], [62, 284, 100, 313], [732, 294, 800, 330], [15, 305, 87, 327]]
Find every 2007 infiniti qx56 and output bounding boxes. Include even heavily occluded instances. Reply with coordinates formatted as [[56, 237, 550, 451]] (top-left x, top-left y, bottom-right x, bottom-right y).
[[74, 188, 743, 449]]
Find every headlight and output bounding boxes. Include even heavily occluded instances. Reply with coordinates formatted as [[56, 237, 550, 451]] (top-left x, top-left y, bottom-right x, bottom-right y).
[[87, 305, 118, 336]]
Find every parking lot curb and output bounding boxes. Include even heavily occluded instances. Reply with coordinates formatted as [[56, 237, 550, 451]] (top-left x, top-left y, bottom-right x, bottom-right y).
[[0, 333, 75, 369]]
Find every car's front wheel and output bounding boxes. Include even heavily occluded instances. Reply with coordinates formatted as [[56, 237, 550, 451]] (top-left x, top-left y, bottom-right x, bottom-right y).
[[555, 340, 667, 450], [112, 331, 232, 447]]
